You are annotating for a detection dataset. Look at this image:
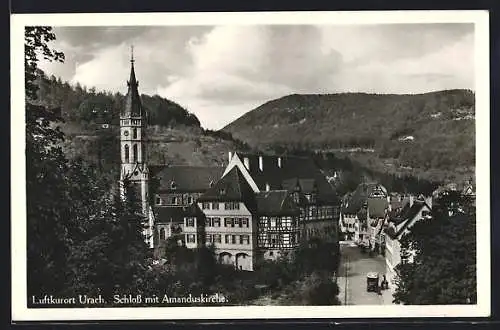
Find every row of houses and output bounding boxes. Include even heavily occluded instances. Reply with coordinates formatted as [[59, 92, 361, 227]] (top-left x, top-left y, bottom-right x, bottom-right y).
[[152, 152, 341, 271], [340, 181, 475, 290]]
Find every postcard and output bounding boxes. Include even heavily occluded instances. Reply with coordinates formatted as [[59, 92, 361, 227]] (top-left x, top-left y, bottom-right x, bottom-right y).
[[11, 10, 490, 321]]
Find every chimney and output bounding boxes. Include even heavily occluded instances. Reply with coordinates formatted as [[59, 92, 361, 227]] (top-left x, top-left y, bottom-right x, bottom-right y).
[[228, 151, 232, 162], [277, 157, 282, 168], [409, 195, 414, 207], [265, 183, 270, 191], [243, 157, 250, 170], [259, 156, 263, 171]]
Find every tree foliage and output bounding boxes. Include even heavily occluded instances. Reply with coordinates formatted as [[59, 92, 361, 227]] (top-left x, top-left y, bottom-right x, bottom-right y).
[[26, 27, 154, 306], [393, 191, 476, 304], [34, 69, 201, 128], [25, 26, 71, 297]]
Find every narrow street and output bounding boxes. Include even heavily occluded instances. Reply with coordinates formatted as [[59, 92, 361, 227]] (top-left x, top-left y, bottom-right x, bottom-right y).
[[336, 241, 394, 305]]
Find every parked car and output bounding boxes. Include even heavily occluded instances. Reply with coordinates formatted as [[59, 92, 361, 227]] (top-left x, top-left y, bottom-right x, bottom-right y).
[[366, 272, 379, 292]]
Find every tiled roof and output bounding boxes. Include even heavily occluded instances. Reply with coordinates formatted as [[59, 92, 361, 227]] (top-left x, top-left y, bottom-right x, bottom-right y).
[[153, 206, 186, 224], [235, 153, 339, 204], [184, 203, 204, 217], [255, 190, 300, 216], [197, 166, 256, 209], [367, 198, 388, 218], [151, 165, 224, 192], [342, 183, 385, 214], [386, 200, 431, 237]]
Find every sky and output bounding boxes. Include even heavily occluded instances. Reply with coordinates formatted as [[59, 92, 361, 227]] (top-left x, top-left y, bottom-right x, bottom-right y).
[[39, 24, 475, 130]]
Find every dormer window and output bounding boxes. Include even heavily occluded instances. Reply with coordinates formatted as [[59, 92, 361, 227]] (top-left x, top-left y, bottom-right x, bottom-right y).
[[155, 195, 162, 205], [170, 181, 177, 190], [219, 188, 226, 195]]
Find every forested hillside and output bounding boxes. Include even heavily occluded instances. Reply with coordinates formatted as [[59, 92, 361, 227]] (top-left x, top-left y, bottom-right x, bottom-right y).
[[36, 69, 201, 128], [35, 70, 250, 181], [224, 91, 475, 183]]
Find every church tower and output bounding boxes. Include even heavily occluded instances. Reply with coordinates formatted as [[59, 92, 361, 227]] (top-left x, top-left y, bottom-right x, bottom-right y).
[[120, 47, 153, 247]]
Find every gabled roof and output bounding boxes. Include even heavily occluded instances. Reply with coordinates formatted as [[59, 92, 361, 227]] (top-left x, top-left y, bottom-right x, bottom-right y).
[[386, 200, 432, 238], [342, 183, 386, 214], [234, 153, 339, 204], [367, 198, 388, 218], [198, 166, 256, 208], [255, 190, 300, 216], [151, 166, 224, 192]]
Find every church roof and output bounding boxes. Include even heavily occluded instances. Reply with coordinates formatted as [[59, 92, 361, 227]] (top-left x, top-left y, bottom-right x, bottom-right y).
[[121, 55, 144, 118], [151, 166, 224, 192]]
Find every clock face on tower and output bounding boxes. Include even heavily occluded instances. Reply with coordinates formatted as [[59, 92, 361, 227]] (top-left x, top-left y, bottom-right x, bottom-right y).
[[124, 130, 129, 136]]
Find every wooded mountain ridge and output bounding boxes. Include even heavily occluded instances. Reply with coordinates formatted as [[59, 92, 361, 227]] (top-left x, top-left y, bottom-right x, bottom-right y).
[[224, 90, 475, 183]]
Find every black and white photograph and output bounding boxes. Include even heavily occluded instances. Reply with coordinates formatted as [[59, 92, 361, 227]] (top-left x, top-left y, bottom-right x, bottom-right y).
[[11, 11, 490, 320]]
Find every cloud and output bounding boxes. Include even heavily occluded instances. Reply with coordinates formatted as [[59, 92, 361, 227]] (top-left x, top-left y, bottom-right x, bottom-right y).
[[329, 31, 474, 94], [39, 24, 475, 129], [156, 25, 344, 129]]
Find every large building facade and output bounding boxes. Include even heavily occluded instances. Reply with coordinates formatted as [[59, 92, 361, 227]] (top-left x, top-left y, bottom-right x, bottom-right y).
[[119, 55, 340, 266], [194, 152, 340, 270]]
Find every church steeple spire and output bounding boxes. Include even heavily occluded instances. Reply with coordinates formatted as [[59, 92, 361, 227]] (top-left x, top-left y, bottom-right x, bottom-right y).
[[119, 46, 152, 248], [122, 45, 142, 117]]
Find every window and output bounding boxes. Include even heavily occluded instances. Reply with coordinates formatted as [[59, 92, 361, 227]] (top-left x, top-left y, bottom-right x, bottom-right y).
[[206, 234, 213, 243], [159, 228, 166, 240], [270, 217, 276, 228], [124, 144, 129, 163], [213, 217, 221, 227], [224, 202, 240, 210], [205, 217, 211, 227], [212, 202, 219, 210], [219, 188, 226, 195], [170, 181, 177, 190], [214, 234, 222, 243], [270, 234, 278, 246], [187, 196, 193, 204], [170, 197, 178, 205], [234, 218, 240, 227], [225, 235, 231, 244], [240, 235, 250, 245], [202, 202, 210, 210], [155, 196, 162, 205], [231, 235, 237, 244], [224, 218, 233, 227], [241, 218, 248, 227], [186, 234, 196, 243], [132, 144, 138, 162], [133, 128, 137, 139], [186, 218, 195, 227]]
